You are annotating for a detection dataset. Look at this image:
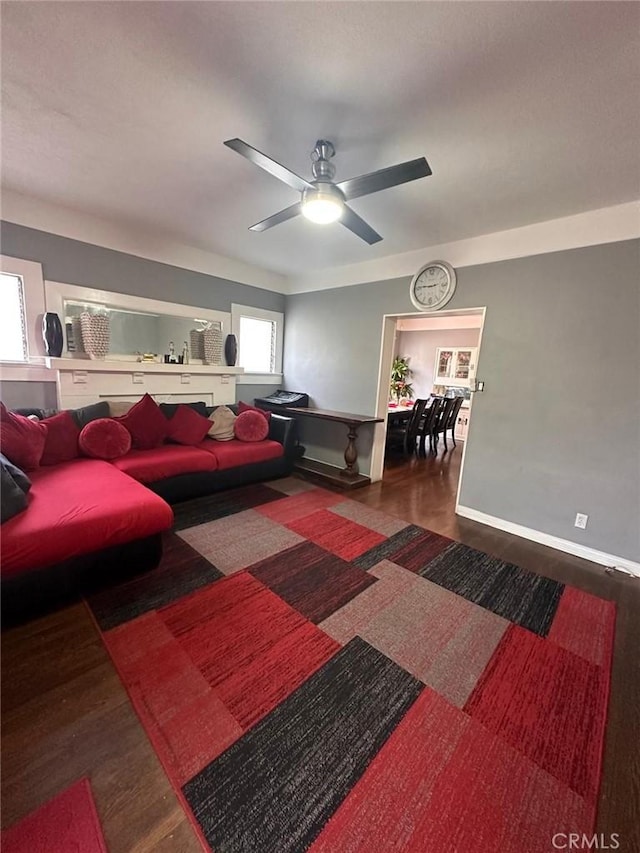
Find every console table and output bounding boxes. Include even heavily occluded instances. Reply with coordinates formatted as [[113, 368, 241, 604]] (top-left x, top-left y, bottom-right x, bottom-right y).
[[285, 407, 383, 489]]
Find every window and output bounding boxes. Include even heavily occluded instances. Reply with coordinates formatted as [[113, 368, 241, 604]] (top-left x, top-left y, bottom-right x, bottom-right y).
[[0, 256, 47, 374], [239, 316, 276, 373], [0, 273, 28, 361], [232, 304, 284, 385]]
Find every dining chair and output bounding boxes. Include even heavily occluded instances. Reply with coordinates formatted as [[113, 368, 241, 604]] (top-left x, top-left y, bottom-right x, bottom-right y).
[[387, 398, 428, 457], [433, 397, 465, 452], [418, 397, 444, 456]]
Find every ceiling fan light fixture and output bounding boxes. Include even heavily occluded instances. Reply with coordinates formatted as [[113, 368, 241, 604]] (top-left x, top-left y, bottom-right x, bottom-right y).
[[224, 137, 431, 243], [301, 183, 345, 224]]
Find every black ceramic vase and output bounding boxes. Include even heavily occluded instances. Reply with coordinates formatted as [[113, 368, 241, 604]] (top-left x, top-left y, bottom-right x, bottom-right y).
[[42, 312, 64, 357], [224, 333, 238, 367]]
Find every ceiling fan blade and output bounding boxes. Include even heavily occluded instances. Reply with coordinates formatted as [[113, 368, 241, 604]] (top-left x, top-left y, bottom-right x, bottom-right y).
[[340, 205, 383, 244], [336, 157, 432, 201], [249, 202, 302, 232], [224, 138, 312, 193]]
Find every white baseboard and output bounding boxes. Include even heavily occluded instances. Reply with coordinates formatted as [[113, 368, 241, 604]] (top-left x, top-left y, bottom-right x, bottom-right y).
[[456, 505, 640, 578]]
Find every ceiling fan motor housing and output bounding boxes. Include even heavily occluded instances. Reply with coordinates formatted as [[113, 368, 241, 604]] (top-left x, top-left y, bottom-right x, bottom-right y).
[[302, 181, 345, 205], [311, 140, 337, 181]]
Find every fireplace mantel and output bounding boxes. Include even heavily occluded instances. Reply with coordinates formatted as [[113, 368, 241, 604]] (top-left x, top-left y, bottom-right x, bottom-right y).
[[46, 358, 243, 409], [46, 358, 243, 375]]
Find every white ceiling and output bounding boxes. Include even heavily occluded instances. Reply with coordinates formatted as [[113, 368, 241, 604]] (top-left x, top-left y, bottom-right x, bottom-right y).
[[1, 2, 639, 278]]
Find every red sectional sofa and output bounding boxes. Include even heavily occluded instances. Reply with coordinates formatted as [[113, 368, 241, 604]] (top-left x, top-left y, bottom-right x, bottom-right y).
[[1, 400, 298, 623], [1, 458, 174, 578]]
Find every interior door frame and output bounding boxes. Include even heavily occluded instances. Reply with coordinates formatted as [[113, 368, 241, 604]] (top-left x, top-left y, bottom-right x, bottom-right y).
[[370, 307, 487, 504]]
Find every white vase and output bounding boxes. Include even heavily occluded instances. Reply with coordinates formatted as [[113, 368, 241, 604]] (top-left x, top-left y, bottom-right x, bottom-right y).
[[190, 329, 204, 360], [80, 312, 110, 359], [203, 327, 223, 365]]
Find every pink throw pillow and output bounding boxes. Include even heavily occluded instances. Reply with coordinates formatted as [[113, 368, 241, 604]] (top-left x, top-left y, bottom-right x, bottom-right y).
[[115, 394, 167, 450], [79, 418, 132, 460], [234, 410, 269, 442], [238, 400, 271, 423], [40, 411, 80, 466], [0, 402, 47, 470], [165, 405, 212, 446]]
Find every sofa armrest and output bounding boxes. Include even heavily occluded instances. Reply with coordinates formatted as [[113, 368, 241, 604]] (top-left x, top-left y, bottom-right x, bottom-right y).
[[268, 414, 298, 457]]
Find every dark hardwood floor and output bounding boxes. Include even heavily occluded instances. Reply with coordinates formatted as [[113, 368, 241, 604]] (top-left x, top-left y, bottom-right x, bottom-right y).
[[2, 446, 639, 852]]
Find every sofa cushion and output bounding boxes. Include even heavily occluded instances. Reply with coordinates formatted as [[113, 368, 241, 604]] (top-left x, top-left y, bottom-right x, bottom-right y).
[[198, 438, 284, 471], [115, 393, 168, 450], [234, 410, 269, 442], [110, 445, 218, 483], [165, 405, 212, 445], [40, 411, 80, 466], [1, 464, 29, 523], [238, 400, 271, 423], [68, 401, 110, 429], [160, 401, 208, 419], [0, 402, 47, 470], [1, 459, 174, 578], [0, 452, 32, 494], [79, 418, 132, 460], [207, 405, 236, 441]]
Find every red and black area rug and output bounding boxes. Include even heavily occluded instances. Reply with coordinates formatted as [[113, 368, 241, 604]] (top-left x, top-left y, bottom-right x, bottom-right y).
[[87, 478, 616, 853]]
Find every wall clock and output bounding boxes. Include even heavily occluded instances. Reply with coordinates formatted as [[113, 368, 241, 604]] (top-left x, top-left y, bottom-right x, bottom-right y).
[[409, 260, 457, 311]]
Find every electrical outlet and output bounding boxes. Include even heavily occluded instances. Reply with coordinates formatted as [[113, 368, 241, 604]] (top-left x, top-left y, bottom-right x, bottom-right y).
[[574, 513, 589, 529]]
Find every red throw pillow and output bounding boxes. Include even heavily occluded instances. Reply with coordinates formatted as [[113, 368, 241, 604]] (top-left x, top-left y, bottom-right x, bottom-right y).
[[166, 404, 212, 446], [79, 418, 132, 460], [40, 411, 80, 465], [0, 402, 47, 470], [115, 394, 167, 450], [234, 409, 269, 442], [238, 400, 271, 423]]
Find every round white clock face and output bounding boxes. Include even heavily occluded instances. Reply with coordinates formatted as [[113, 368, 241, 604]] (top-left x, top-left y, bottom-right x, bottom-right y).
[[409, 261, 457, 311]]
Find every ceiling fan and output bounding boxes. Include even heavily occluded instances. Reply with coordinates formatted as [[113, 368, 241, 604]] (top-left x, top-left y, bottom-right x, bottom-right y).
[[223, 138, 432, 245]]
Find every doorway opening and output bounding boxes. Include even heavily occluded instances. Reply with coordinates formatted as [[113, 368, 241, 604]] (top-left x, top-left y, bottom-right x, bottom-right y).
[[370, 307, 487, 515]]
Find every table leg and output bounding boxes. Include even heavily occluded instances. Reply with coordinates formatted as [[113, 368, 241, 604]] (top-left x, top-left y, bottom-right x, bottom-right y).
[[342, 424, 360, 477]]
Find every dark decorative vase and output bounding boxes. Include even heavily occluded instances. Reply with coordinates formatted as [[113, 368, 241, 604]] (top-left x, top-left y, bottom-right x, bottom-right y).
[[42, 312, 64, 357], [224, 333, 238, 367]]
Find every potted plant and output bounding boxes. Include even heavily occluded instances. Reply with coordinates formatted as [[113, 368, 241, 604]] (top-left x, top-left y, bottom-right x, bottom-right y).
[[390, 356, 414, 404]]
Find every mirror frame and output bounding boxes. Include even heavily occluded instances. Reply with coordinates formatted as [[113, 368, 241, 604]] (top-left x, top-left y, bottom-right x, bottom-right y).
[[46, 280, 230, 362]]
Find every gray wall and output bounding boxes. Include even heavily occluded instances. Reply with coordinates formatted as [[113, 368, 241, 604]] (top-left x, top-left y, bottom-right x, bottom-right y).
[[237, 384, 279, 406], [0, 221, 285, 406], [0, 222, 284, 313], [284, 239, 640, 562]]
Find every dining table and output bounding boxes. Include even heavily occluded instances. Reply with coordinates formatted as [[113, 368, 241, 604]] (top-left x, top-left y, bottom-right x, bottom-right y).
[[386, 404, 415, 427]]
